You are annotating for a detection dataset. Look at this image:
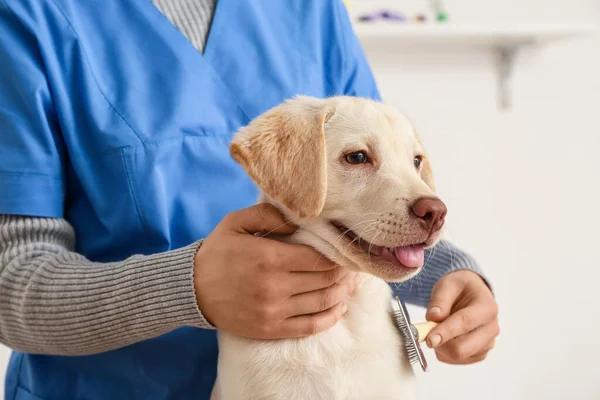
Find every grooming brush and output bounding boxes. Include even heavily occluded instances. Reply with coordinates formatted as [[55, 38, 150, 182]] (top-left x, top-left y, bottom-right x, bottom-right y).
[[391, 296, 438, 372]]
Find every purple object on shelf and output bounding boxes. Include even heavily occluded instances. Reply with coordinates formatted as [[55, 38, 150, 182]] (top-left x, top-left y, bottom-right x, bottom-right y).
[[358, 10, 408, 22]]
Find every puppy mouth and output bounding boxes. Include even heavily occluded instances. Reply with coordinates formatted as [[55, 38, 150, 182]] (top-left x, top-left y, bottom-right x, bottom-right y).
[[330, 222, 425, 269]]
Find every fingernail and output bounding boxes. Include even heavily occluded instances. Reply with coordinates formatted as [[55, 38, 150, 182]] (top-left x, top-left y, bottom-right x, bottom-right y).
[[342, 303, 348, 314], [429, 334, 441, 348], [428, 306, 441, 316]]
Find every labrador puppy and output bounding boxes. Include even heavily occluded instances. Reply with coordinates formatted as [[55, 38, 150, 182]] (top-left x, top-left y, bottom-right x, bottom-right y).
[[213, 96, 446, 400]]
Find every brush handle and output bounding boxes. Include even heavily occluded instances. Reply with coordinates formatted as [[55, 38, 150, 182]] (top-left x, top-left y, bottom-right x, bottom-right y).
[[413, 321, 438, 343]]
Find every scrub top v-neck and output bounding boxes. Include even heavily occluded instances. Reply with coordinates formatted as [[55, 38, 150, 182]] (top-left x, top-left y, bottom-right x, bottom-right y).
[[0, 0, 380, 399]]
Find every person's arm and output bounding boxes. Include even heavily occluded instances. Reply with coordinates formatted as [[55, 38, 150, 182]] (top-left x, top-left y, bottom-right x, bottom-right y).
[[0, 209, 361, 356], [0, 214, 211, 355]]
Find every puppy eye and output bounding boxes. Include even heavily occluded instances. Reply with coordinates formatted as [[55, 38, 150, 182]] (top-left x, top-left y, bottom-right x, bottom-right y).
[[345, 151, 369, 165], [414, 155, 423, 169]]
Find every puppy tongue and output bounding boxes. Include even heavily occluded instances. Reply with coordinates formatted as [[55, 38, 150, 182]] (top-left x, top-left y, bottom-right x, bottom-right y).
[[393, 245, 425, 268]]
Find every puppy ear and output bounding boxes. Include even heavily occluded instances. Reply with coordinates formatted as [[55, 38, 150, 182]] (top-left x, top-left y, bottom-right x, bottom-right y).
[[230, 97, 334, 219]]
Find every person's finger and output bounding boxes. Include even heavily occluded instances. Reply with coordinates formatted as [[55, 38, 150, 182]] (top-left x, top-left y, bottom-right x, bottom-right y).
[[436, 339, 496, 365], [426, 302, 493, 349], [283, 272, 355, 317], [230, 203, 298, 235], [434, 321, 499, 361], [286, 267, 352, 295], [280, 302, 347, 338], [426, 275, 464, 322]]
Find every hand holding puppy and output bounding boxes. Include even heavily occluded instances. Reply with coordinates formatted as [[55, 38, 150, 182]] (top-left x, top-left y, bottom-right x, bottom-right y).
[[194, 203, 355, 340]]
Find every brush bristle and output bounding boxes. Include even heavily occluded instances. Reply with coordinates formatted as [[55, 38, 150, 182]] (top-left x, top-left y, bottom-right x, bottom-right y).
[[391, 310, 419, 364]]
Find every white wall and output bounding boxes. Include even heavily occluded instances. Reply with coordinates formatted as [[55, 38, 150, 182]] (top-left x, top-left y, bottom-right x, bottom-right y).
[[1, 1, 598, 399]]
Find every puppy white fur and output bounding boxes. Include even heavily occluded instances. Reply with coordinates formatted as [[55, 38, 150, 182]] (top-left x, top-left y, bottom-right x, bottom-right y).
[[213, 96, 446, 400]]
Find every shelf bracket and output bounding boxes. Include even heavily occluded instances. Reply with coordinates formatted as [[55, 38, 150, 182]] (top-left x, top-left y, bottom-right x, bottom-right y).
[[496, 45, 520, 110]]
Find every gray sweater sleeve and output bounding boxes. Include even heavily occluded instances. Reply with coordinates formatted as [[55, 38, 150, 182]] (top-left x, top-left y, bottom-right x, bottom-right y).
[[0, 215, 213, 356]]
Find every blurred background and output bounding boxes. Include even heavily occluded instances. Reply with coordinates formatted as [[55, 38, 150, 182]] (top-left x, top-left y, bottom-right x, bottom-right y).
[[1, 0, 599, 399]]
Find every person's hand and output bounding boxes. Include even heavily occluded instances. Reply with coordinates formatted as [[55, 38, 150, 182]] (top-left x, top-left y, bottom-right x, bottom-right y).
[[425, 270, 499, 364], [193, 203, 355, 339]]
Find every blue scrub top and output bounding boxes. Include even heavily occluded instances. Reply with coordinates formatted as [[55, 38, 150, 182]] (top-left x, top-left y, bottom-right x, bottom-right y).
[[0, 0, 380, 398]]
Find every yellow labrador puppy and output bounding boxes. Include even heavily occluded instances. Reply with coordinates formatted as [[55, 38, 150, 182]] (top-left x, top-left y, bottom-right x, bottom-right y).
[[213, 96, 447, 400]]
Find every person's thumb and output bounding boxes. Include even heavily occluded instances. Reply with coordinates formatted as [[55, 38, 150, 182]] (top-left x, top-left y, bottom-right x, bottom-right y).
[[231, 203, 298, 236], [426, 274, 463, 322]]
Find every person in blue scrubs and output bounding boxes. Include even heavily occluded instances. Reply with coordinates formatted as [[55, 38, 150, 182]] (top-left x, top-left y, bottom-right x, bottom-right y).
[[0, 1, 499, 399]]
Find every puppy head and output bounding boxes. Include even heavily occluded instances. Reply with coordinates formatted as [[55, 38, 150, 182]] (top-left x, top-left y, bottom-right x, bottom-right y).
[[230, 96, 446, 282]]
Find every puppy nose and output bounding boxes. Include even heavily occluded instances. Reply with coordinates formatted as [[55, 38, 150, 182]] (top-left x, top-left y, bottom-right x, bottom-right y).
[[411, 197, 447, 233]]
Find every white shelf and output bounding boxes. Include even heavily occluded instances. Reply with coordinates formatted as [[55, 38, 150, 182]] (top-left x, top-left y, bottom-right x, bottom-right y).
[[354, 23, 594, 47], [353, 23, 595, 109]]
